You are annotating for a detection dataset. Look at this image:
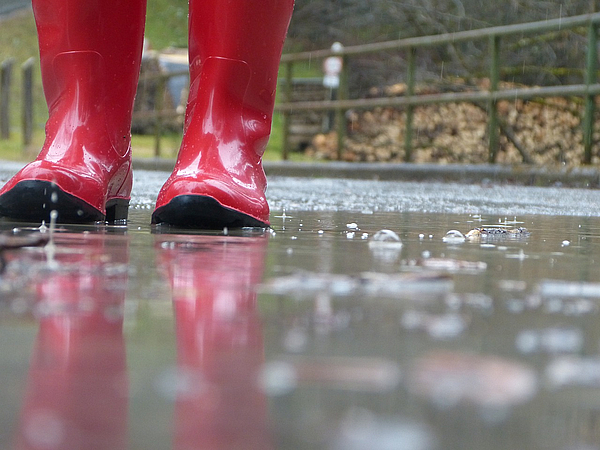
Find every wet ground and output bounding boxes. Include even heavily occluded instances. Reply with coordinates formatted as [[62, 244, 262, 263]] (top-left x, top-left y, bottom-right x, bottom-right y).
[[2, 161, 600, 449]]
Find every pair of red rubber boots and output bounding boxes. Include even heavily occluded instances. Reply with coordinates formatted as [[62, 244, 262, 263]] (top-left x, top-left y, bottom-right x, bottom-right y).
[[0, 0, 294, 229]]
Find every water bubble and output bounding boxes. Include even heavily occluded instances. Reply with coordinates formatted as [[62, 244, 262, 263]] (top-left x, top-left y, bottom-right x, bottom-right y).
[[258, 361, 298, 396], [410, 351, 538, 409], [346, 222, 359, 230], [546, 357, 600, 388], [562, 240, 570, 247], [331, 408, 437, 450], [419, 233, 425, 240], [283, 328, 309, 353], [155, 367, 206, 400], [346, 232, 355, 240], [516, 328, 583, 354], [442, 230, 465, 243], [23, 409, 65, 449], [369, 230, 403, 262], [369, 229, 401, 244]]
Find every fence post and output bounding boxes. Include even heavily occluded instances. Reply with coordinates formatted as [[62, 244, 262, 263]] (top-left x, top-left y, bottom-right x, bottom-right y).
[[335, 55, 348, 160], [487, 35, 500, 163], [153, 74, 166, 158], [1, 58, 14, 140], [281, 61, 293, 160], [404, 47, 416, 162], [22, 57, 35, 147], [583, 22, 598, 164]]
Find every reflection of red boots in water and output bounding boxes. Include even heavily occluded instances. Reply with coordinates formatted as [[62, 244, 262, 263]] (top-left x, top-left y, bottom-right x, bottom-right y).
[[0, 0, 294, 229], [158, 235, 272, 449], [0, 1, 146, 223], [14, 235, 129, 450]]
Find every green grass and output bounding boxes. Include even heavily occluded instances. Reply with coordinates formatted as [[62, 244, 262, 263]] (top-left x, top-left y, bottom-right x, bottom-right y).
[[0, 5, 318, 163]]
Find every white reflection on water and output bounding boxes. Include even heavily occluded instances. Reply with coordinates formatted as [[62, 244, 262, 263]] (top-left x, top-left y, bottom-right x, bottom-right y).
[[409, 351, 538, 410], [330, 408, 437, 450]]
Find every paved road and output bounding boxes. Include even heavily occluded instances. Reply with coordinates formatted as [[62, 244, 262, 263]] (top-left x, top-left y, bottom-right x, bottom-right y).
[[2, 160, 600, 218], [0, 0, 30, 17]]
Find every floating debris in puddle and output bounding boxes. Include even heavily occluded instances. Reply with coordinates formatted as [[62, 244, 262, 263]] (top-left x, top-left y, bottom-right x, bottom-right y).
[[403, 257, 487, 273], [260, 271, 452, 299], [465, 227, 530, 241], [259, 357, 401, 396], [546, 356, 600, 388], [515, 328, 584, 354], [442, 230, 465, 244], [331, 408, 437, 450], [401, 311, 469, 340], [409, 351, 538, 409]]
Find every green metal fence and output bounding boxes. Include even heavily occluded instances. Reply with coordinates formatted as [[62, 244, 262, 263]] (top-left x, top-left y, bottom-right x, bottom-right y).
[[276, 12, 600, 164]]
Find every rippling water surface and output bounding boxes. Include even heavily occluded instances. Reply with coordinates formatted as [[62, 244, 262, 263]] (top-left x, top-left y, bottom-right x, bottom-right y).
[[1, 170, 600, 449]]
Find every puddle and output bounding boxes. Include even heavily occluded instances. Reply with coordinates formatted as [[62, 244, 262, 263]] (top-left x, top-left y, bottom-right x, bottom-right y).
[[0, 175, 600, 448]]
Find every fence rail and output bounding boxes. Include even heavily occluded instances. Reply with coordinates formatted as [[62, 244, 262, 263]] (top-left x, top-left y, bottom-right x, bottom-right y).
[[276, 12, 600, 163], [3, 12, 600, 164]]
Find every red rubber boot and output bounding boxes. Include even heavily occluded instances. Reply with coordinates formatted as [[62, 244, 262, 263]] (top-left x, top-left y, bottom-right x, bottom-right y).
[[151, 0, 294, 229], [0, 0, 146, 224]]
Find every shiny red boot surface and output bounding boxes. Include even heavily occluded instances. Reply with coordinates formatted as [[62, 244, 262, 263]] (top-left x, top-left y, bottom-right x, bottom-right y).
[[0, 0, 146, 224], [151, 0, 294, 229]]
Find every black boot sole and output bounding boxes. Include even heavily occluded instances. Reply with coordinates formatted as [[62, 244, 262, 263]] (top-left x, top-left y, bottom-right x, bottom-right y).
[[0, 180, 128, 224], [151, 195, 268, 229]]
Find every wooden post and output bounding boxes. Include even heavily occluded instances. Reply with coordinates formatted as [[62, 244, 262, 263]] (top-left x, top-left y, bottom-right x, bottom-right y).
[[404, 47, 416, 162], [22, 57, 35, 147], [583, 22, 598, 164], [154, 74, 166, 158], [0, 58, 14, 140], [335, 55, 348, 161], [487, 35, 500, 163], [281, 61, 293, 160]]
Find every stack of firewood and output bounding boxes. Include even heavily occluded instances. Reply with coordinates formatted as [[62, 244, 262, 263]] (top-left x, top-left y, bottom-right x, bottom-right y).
[[306, 80, 595, 166]]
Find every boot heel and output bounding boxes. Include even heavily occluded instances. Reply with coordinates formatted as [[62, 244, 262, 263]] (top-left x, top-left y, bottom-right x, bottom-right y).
[[106, 200, 129, 222]]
